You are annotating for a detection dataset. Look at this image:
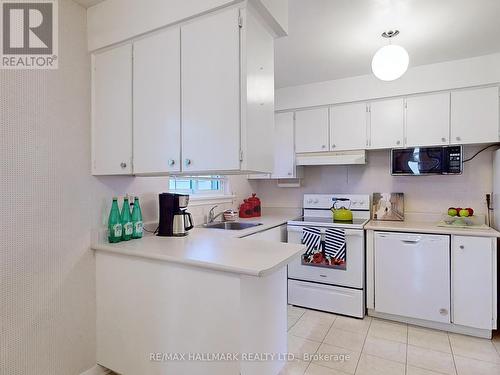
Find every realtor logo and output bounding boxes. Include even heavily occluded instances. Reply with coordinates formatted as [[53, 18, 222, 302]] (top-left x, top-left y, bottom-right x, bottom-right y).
[[1, 0, 58, 69]]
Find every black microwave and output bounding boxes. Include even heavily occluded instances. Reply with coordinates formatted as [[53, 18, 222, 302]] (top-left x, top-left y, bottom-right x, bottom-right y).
[[391, 146, 463, 175]]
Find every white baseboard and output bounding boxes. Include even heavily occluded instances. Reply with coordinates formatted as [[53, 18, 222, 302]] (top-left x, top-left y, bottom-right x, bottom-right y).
[[80, 365, 113, 375]]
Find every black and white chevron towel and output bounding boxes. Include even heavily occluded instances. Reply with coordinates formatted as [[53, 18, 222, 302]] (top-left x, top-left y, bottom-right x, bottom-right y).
[[301, 227, 321, 255], [324, 228, 346, 261]]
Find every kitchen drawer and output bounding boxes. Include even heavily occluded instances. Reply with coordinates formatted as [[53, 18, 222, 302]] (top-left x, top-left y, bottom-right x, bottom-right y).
[[288, 279, 364, 318]]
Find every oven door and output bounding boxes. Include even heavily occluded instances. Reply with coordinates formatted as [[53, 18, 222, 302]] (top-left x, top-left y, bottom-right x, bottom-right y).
[[287, 225, 364, 289]]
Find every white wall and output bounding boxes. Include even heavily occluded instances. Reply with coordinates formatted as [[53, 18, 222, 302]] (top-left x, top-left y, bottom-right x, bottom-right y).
[[255, 146, 494, 215], [276, 52, 500, 110], [0, 1, 96, 374]]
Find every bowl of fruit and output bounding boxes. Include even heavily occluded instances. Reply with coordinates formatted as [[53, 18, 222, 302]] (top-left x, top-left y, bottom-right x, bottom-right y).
[[444, 207, 475, 226]]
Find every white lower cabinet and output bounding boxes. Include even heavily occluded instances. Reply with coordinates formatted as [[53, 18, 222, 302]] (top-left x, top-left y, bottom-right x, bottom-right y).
[[374, 232, 451, 323], [452, 235, 496, 330]]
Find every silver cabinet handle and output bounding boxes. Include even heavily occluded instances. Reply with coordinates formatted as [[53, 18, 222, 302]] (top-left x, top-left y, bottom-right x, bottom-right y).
[[459, 245, 465, 249], [321, 145, 326, 149], [168, 159, 175, 166], [456, 136, 461, 141], [120, 162, 127, 169], [185, 159, 192, 166], [287, 172, 292, 176], [439, 308, 448, 316], [396, 140, 401, 145], [441, 137, 446, 142], [331, 144, 336, 149]]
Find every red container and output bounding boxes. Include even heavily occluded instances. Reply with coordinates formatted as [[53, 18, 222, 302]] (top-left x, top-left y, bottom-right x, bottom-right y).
[[248, 193, 261, 217], [239, 199, 254, 218]]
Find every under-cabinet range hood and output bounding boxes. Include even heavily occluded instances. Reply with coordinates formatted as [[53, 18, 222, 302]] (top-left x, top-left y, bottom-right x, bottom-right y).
[[296, 150, 366, 166]]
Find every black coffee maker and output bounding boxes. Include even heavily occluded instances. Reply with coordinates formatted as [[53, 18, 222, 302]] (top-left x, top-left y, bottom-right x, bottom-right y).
[[158, 193, 194, 237]]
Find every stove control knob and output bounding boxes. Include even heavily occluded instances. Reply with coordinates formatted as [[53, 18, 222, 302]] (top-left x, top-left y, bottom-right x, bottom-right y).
[[313, 199, 319, 204]]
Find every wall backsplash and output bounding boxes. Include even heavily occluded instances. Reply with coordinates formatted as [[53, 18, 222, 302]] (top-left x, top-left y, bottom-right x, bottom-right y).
[[254, 145, 495, 215]]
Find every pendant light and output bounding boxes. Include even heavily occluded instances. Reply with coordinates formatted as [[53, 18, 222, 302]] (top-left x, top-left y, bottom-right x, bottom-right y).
[[372, 30, 409, 81]]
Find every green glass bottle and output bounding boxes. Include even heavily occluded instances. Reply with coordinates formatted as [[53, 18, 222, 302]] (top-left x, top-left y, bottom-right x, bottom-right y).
[[131, 196, 143, 239], [108, 197, 122, 243], [121, 195, 133, 241]]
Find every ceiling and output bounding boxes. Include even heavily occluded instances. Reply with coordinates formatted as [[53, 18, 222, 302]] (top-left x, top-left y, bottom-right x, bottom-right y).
[[275, 0, 500, 88]]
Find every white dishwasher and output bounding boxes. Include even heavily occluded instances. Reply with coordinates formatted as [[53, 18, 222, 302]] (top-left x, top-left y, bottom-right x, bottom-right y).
[[374, 232, 451, 323]]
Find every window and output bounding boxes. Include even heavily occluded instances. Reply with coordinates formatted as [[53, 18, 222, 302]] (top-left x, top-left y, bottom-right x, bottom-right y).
[[169, 176, 225, 195]]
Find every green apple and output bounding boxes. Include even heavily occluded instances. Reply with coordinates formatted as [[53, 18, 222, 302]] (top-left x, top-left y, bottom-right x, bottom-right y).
[[459, 209, 470, 217], [447, 207, 457, 217]]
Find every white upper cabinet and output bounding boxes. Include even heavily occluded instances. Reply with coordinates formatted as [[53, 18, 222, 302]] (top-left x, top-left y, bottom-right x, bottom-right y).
[[295, 107, 329, 153], [369, 98, 405, 149], [330, 103, 368, 151], [451, 87, 499, 145], [273, 112, 298, 178], [92, 44, 133, 175], [181, 8, 241, 173], [406, 93, 450, 147], [133, 28, 181, 174], [452, 236, 496, 330]]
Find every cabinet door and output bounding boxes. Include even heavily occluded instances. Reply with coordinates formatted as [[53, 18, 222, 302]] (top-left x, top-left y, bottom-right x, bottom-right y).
[[295, 107, 329, 153], [369, 98, 404, 149], [330, 103, 368, 151], [92, 44, 133, 175], [181, 8, 240, 172], [374, 232, 451, 323], [272, 112, 296, 178], [406, 93, 450, 147], [133, 28, 181, 174], [451, 87, 499, 144], [452, 236, 495, 329]]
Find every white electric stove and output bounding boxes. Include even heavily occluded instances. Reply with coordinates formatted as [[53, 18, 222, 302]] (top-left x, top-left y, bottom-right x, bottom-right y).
[[287, 194, 370, 318]]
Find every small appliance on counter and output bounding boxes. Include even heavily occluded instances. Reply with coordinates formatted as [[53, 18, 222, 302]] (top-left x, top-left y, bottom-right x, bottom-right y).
[[158, 193, 194, 237]]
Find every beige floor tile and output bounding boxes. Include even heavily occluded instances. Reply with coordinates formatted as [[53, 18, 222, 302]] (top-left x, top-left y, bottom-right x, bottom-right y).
[[407, 345, 456, 375], [301, 309, 337, 324], [331, 316, 372, 335], [355, 353, 405, 375], [454, 354, 500, 375], [305, 362, 352, 375], [289, 317, 334, 342], [289, 305, 307, 319], [368, 319, 408, 343], [323, 327, 367, 352], [288, 334, 322, 360], [289, 315, 301, 330], [407, 365, 449, 375], [312, 343, 361, 374], [492, 333, 500, 355], [449, 334, 500, 364], [279, 359, 310, 375], [408, 326, 451, 353], [362, 336, 407, 363]]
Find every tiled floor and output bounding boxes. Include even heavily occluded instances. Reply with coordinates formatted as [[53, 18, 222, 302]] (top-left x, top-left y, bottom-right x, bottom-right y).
[[282, 305, 500, 375]]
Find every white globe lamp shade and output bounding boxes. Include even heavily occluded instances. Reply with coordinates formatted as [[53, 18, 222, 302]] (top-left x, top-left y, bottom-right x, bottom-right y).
[[371, 44, 409, 81]]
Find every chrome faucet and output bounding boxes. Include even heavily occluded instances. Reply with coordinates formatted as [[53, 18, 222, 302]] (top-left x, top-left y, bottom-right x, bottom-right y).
[[207, 205, 225, 224]]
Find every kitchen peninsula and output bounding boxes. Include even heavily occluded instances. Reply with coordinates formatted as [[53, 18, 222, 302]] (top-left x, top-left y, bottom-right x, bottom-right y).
[[92, 218, 304, 375]]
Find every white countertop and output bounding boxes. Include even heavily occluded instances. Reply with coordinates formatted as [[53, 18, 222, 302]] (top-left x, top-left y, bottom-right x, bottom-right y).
[[92, 208, 305, 277], [365, 219, 500, 237]]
